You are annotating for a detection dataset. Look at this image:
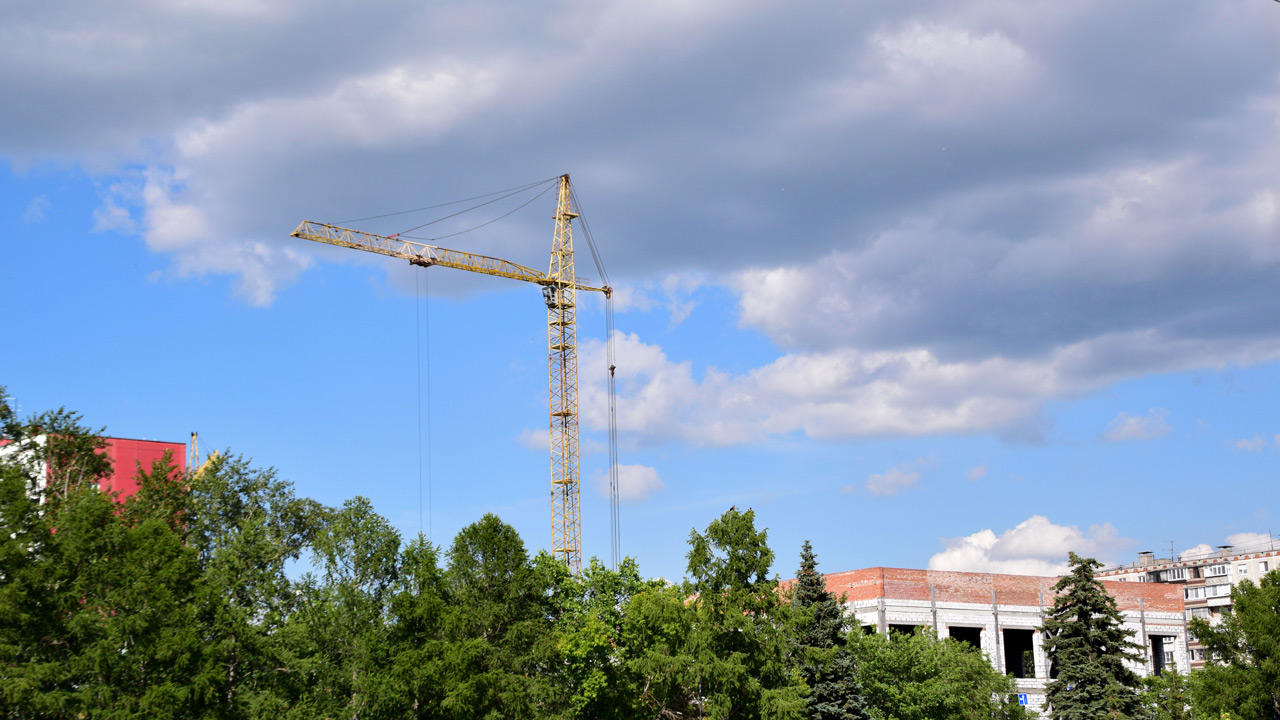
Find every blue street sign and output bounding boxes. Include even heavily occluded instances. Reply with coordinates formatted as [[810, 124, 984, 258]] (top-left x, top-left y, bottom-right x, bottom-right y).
[[1018, 694, 1028, 706]]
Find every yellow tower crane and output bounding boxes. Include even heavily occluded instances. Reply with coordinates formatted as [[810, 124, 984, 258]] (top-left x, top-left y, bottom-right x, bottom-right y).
[[291, 174, 614, 572]]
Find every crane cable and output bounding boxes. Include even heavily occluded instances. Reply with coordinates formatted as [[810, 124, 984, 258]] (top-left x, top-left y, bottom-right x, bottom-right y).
[[572, 186, 622, 570], [396, 178, 557, 237], [336, 176, 560, 225], [402, 183, 557, 243], [415, 266, 434, 542]]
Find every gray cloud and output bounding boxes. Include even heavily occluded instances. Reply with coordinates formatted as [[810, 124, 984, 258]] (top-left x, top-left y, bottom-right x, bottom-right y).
[[4, 0, 1278, 433]]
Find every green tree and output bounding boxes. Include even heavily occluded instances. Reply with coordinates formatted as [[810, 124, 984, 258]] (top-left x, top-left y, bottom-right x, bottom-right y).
[[618, 579, 699, 718], [629, 507, 807, 720], [0, 385, 111, 507], [1135, 669, 1192, 720], [1188, 570, 1280, 720], [438, 513, 558, 720], [554, 556, 652, 720], [1041, 552, 1144, 720], [791, 540, 868, 720], [184, 452, 328, 718], [849, 628, 1027, 720], [0, 411, 205, 719], [281, 496, 402, 720], [377, 534, 450, 719]]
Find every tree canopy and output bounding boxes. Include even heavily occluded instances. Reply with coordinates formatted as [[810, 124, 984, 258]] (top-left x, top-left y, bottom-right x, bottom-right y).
[[5, 389, 1274, 719], [1188, 571, 1280, 720]]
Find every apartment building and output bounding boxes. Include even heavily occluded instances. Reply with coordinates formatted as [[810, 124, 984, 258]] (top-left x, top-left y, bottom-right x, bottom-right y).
[[1098, 537, 1279, 668]]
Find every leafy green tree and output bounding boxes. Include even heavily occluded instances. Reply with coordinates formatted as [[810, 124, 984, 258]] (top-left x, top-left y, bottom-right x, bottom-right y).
[[438, 513, 559, 720], [1041, 552, 1144, 720], [1135, 669, 1192, 720], [618, 578, 699, 718], [629, 507, 807, 720], [282, 496, 402, 720], [1188, 570, 1280, 720], [377, 534, 450, 719], [849, 628, 1027, 720], [0, 414, 205, 719], [0, 385, 111, 507], [791, 540, 869, 720], [554, 556, 652, 720], [184, 452, 328, 718]]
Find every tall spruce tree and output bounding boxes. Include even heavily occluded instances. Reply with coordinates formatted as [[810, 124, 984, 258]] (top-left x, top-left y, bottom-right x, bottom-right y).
[[791, 540, 869, 720], [1041, 553, 1143, 720]]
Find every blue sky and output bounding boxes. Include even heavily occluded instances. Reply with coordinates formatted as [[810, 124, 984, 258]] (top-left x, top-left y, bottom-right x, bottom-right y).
[[2, 0, 1278, 581]]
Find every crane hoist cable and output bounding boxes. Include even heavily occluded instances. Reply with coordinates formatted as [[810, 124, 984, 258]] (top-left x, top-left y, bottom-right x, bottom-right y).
[[571, 187, 622, 570], [291, 173, 619, 572]]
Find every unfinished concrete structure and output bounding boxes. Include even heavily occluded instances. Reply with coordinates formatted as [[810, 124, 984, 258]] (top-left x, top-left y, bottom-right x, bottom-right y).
[[821, 567, 1189, 717]]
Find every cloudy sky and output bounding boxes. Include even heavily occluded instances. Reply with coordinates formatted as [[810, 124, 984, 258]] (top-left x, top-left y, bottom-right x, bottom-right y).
[[3, 0, 1278, 580]]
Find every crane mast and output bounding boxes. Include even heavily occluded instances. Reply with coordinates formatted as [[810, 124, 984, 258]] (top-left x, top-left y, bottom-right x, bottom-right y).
[[291, 174, 607, 572], [545, 178, 582, 569]]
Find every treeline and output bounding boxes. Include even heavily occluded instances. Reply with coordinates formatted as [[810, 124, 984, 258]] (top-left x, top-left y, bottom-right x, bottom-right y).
[[1, 393, 1276, 720]]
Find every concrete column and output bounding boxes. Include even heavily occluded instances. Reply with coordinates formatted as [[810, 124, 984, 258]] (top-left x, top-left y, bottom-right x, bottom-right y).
[[930, 584, 939, 634], [992, 590, 1003, 675], [1139, 598, 1150, 676]]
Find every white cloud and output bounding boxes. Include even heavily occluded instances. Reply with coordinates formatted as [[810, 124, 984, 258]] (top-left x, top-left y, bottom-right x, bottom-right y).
[[595, 463, 665, 503], [1225, 531, 1277, 552], [21, 195, 50, 223], [1181, 533, 1277, 560], [964, 463, 988, 481], [928, 515, 1132, 575], [1179, 543, 1216, 561], [1103, 409, 1171, 442], [114, 166, 314, 306], [610, 272, 707, 326], [865, 465, 922, 497], [92, 197, 135, 233], [580, 329, 1280, 447], [1234, 434, 1267, 452]]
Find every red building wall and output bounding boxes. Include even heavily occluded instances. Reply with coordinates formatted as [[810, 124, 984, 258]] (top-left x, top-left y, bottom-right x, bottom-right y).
[[98, 437, 187, 499]]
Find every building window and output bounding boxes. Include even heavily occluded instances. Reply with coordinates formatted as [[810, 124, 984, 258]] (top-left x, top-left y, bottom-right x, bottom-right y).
[[949, 626, 982, 650], [1189, 607, 1211, 620], [1003, 629, 1035, 679], [1238, 564, 1248, 576], [1186, 584, 1232, 600], [1260, 561, 1269, 573], [1205, 564, 1229, 577]]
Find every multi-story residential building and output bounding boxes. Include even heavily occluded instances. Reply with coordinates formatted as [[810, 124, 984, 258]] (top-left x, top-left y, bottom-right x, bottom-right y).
[[1099, 537, 1279, 668], [816, 567, 1188, 717]]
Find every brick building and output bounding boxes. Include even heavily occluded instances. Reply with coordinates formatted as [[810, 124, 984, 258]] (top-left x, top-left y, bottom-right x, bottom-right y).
[[820, 567, 1189, 716]]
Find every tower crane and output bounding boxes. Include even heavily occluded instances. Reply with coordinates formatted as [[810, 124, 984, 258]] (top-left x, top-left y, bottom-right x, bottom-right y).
[[291, 174, 616, 572]]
